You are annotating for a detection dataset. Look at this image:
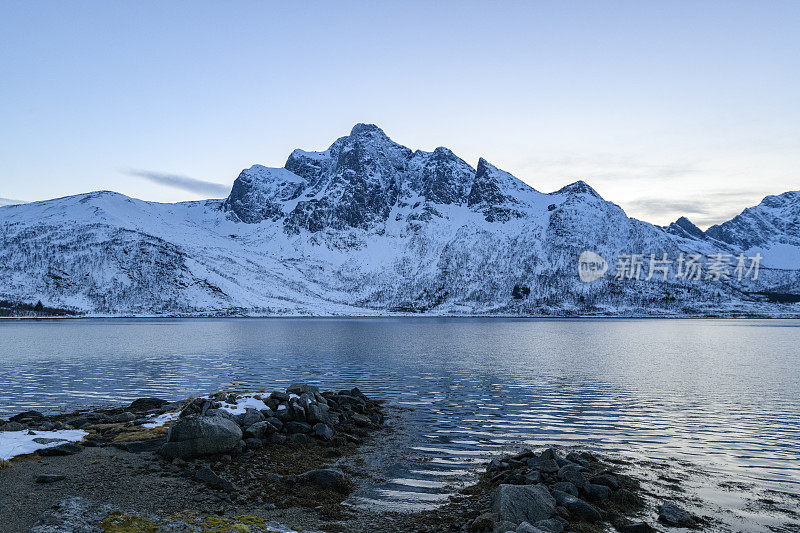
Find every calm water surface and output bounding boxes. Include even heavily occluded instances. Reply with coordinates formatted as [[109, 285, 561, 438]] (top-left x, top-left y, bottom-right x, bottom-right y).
[[1, 318, 799, 528]]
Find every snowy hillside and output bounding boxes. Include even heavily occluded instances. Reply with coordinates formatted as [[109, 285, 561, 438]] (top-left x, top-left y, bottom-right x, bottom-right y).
[[1, 124, 798, 317]]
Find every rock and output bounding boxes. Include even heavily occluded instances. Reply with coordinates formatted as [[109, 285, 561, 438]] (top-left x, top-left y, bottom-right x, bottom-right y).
[[525, 469, 542, 484], [590, 472, 620, 490], [286, 383, 320, 395], [244, 437, 263, 450], [244, 421, 275, 439], [204, 408, 234, 420], [10, 410, 45, 423], [35, 474, 66, 483], [194, 466, 237, 493], [307, 404, 329, 424], [565, 452, 590, 467], [350, 413, 371, 427], [39, 442, 83, 456], [289, 403, 306, 421], [269, 391, 290, 402], [0, 421, 26, 432], [112, 439, 164, 453], [550, 490, 601, 522], [237, 408, 264, 428], [516, 523, 546, 533], [557, 464, 588, 489], [32, 438, 68, 445], [269, 433, 287, 445], [469, 512, 498, 532], [493, 521, 516, 533], [128, 398, 169, 411], [265, 417, 283, 431], [539, 458, 559, 474], [298, 468, 351, 493], [492, 484, 556, 524], [533, 518, 565, 533], [288, 433, 308, 445], [107, 412, 136, 423], [552, 481, 577, 496], [313, 422, 334, 441], [583, 483, 612, 501], [160, 415, 242, 459], [285, 421, 312, 434], [618, 522, 656, 533], [658, 502, 696, 527]]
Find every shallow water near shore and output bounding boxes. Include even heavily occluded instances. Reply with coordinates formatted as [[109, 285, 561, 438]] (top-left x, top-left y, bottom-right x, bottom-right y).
[[1, 317, 799, 530]]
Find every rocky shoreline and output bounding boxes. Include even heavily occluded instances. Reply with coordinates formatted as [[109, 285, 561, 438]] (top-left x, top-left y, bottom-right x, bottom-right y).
[[2, 387, 701, 532]]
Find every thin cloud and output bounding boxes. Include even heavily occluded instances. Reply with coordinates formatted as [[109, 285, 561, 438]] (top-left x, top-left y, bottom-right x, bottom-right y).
[[624, 189, 771, 229], [125, 169, 229, 197]]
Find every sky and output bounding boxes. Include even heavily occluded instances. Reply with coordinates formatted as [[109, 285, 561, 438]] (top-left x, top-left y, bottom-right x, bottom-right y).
[[1, 1, 798, 229]]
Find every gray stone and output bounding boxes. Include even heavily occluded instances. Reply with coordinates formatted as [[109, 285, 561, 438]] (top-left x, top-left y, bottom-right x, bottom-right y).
[[658, 502, 696, 527], [550, 490, 601, 522], [35, 474, 66, 483], [269, 433, 287, 445], [539, 458, 559, 473], [313, 423, 334, 441], [492, 484, 555, 524], [583, 483, 611, 501], [590, 472, 620, 490], [244, 421, 275, 439], [39, 442, 83, 456], [288, 433, 308, 445], [194, 466, 237, 493], [516, 523, 546, 533], [533, 518, 564, 533], [350, 413, 371, 427], [160, 415, 242, 459], [298, 468, 351, 493], [557, 464, 588, 489], [238, 408, 265, 428], [287, 383, 320, 395], [108, 412, 136, 423], [112, 439, 163, 453], [266, 417, 283, 431], [128, 398, 169, 412], [618, 522, 656, 533], [493, 521, 516, 533], [244, 437, 263, 450], [552, 481, 577, 496], [10, 410, 45, 423], [285, 421, 312, 434], [289, 403, 306, 421], [0, 421, 26, 432], [525, 469, 542, 484]]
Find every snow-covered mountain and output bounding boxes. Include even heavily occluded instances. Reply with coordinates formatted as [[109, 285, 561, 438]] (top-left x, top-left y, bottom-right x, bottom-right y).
[[1, 124, 798, 316]]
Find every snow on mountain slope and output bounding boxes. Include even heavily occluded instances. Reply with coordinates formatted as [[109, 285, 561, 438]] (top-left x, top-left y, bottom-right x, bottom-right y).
[[0, 124, 797, 316]]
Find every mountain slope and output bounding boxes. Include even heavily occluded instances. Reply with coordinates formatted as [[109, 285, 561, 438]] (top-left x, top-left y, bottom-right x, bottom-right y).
[[0, 125, 797, 317]]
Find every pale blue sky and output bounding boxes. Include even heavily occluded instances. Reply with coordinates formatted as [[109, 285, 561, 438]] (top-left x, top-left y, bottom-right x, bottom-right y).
[[1, 1, 798, 227]]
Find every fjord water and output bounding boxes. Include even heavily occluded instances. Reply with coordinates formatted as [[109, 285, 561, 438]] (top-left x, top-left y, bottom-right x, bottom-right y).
[[1, 318, 799, 525]]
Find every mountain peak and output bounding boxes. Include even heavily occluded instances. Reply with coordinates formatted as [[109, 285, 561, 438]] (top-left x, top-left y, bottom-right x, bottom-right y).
[[555, 180, 600, 198], [349, 123, 387, 137], [667, 216, 705, 239]]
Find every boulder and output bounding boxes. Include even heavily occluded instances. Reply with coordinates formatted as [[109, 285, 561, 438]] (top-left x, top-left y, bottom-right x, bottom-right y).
[[127, 398, 169, 412], [492, 484, 555, 524], [658, 502, 696, 527], [286, 383, 320, 395], [552, 481, 577, 496], [533, 518, 565, 533], [557, 464, 588, 490], [10, 410, 45, 423], [617, 522, 656, 533], [313, 422, 334, 441], [469, 512, 498, 532], [194, 466, 237, 493], [285, 421, 312, 434], [298, 468, 351, 493], [237, 408, 265, 428], [590, 472, 620, 490], [244, 437, 263, 450], [160, 415, 242, 459], [515, 523, 546, 533], [583, 483, 611, 501], [39, 442, 83, 456], [550, 490, 600, 522], [244, 421, 275, 439]]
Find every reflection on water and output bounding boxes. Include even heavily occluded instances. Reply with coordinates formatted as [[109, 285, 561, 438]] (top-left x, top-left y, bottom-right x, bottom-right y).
[[0, 318, 798, 527]]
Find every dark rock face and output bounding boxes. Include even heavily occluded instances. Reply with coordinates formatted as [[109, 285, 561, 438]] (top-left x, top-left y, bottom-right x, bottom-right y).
[[551, 490, 601, 522], [35, 473, 66, 483], [222, 124, 536, 233], [492, 484, 556, 524], [160, 415, 242, 460], [10, 410, 44, 423]]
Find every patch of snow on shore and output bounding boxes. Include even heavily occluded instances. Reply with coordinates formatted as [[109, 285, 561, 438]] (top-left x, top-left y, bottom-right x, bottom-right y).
[[0, 430, 87, 460], [141, 411, 180, 429], [218, 393, 269, 415]]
